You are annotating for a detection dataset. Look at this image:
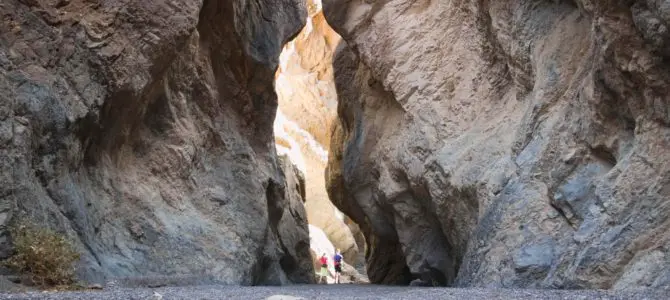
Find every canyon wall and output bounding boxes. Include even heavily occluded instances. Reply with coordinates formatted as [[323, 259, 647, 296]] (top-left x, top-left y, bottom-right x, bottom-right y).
[[0, 0, 313, 285], [274, 0, 365, 269], [324, 0, 670, 289]]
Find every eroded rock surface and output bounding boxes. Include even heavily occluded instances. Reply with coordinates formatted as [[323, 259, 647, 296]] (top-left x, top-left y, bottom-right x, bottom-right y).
[[0, 0, 312, 285], [274, 0, 364, 269], [324, 0, 670, 289]]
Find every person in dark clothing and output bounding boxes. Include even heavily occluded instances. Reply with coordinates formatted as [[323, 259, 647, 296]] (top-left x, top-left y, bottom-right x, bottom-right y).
[[333, 249, 343, 284]]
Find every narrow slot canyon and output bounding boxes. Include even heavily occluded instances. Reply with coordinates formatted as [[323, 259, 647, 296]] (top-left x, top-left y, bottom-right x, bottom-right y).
[[272, 0, 369, 284], [2, 0, 670, 298]]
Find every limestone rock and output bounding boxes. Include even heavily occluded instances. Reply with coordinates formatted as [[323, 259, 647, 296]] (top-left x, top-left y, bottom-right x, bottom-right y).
[[0, 0, 311, 285], [276, 1, 340, 148], [324, 0, 670, 289]]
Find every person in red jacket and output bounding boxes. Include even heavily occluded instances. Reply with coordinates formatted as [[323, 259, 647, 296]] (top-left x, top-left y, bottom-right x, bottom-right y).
[[318, 253, 329, 284]]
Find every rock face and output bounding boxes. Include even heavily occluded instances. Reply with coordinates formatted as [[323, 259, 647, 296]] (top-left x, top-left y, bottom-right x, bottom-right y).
[[273, 155, 315, 285], [274, 0, 364, 269], [276, 1, 340, 147], [324, 0, 670, 289], [0, 0, 313, 285]]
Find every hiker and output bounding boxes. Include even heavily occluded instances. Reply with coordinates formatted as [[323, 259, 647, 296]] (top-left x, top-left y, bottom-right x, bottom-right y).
[[333, 249, 343, 284], [318, 253, 329, 284]]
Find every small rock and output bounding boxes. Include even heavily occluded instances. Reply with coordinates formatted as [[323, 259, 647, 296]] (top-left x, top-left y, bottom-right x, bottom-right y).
[[409, 278, 433, 286], [88, 283, 103, 290], [14, 116, 29, 125], [151, 291, 163, 300]]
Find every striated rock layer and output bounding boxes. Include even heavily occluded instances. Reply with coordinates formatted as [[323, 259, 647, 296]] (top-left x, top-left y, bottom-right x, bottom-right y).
[[324, 0, 670, 289], [0, 0, 312, 285]]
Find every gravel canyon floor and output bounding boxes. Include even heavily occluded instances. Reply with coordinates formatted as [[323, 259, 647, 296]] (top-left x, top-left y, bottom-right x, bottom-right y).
[[1, 285, 669, 300]]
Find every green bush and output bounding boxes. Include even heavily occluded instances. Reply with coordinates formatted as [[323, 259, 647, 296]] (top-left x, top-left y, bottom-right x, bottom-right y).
[[3, 222, 81, 287]]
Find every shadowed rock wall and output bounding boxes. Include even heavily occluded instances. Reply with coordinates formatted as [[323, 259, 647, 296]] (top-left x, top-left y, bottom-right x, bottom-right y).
[[0, 0, 312, 285]]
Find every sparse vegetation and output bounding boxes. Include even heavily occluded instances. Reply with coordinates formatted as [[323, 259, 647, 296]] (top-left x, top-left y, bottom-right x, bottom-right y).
[[3, 222, 81, 288]]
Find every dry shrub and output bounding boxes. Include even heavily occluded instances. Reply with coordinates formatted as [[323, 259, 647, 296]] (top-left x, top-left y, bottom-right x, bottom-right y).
[[3, 222, 80, 287]]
